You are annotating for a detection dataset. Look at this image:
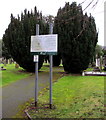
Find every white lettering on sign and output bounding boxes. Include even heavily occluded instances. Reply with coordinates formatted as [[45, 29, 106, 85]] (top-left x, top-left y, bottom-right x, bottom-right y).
[[31, 34, 57, 53]]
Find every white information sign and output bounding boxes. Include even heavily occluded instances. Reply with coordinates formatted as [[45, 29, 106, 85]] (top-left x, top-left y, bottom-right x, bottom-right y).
[[31, 34, 57, 54], [34, 55, 39, 62]]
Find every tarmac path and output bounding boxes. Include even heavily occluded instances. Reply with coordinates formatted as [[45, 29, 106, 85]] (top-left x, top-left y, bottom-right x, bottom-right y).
[[2, 71, 57, 118]]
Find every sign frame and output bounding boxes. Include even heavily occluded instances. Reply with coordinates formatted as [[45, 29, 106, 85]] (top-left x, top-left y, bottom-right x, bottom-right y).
[[30, 34, 58, 55], [31, 52, 57, 55]]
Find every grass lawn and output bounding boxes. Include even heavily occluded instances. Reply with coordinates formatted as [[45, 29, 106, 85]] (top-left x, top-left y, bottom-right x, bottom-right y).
[[27, 75, 104, 118], [1, 63, 105, 118], [41, 63, 64, 73], [0, 63, 63, 87], [0, 64, 33, 87]]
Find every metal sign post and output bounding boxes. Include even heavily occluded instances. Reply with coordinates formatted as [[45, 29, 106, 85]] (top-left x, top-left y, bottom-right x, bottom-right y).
[[100, 56, 102, 72], [30, 23, 57, 109], [49, 23, 53, 109], [35, 24, 39, 107]]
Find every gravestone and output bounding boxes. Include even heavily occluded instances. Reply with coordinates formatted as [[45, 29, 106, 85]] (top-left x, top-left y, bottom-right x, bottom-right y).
[[3, 59, 6, 66], [103, 55, 106, 71], [0, 58, 2, 64], [15, 63, 19, 68], [93, 67, 100, 72], [96, 58, 100, 67], [104, 55, 106, 65], [0, 66, 6, 71], [96, 54, 98, 67], [100, 56, 103, 72]]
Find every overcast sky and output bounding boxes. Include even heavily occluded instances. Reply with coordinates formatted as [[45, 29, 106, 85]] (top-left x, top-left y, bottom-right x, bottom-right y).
[[0, 0, 105, 46]]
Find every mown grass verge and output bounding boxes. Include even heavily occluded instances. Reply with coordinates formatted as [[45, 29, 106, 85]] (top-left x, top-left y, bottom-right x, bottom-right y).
[[27, 75, 104, 118], [0, 64, 33, 87], [0, 63, 63, 87]]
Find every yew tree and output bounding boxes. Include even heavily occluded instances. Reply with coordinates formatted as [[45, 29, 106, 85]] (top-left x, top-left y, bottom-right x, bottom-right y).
[[3, 7, 48, 72], [54, 2, 98, 73]]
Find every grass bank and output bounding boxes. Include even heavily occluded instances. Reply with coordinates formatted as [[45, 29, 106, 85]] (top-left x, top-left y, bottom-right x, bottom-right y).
[[27, 75, 104, 118], [0, 64, 33, 87]]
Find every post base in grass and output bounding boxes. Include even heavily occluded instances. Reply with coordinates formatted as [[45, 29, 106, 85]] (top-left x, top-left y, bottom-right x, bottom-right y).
[[35, 101, 37, 107], [50, 104, 52, 109]]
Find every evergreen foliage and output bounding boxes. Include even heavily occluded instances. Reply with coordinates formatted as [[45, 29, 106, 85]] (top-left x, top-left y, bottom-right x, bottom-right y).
[[0, 39, 11, 59], [54, 2, 98, 73], [46, 55, 61, 66], [95, 44, 104, 58], [102, 47, 106, 56], [3, 7, 49, 72], [2, 40, 11, 59], [53, 55, 61, 66]]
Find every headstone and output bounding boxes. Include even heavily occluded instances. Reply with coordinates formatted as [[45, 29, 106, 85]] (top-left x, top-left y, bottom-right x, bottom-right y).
[[3, 59, 6, 66], [100, 56, 103, 72], [96, 54, 98, 67], [0, 58, 2, 64], [0, 66, 6, 71], [92, 62, 96, 67], [15, 63, 19, 68], [104, 55, 106, 65], [103, 55, 106, 71], [104, 64, 106, 71], [9, 59, 11, 64], [93, 67, 100, 72], [82, 71, 85, 76], [8, 59, 10, 64]]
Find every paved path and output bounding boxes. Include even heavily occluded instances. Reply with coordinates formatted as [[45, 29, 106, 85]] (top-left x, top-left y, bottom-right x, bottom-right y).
[[2, 72, 51, 118]]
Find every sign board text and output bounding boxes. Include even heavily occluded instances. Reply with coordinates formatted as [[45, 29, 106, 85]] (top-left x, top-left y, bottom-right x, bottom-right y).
[[31, 34, 57, 55]]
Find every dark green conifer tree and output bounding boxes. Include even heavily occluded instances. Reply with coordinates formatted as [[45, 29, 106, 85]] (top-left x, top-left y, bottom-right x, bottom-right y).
[[54, 2, 98, 73], [3, 7, 48, 72]]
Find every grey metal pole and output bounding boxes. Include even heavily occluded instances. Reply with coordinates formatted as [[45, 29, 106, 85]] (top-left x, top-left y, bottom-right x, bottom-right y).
[[49, 55, 53, 109], [100, 56, 102, 72], [35, 24, 39, 107], [49, 23, 53, 109]]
